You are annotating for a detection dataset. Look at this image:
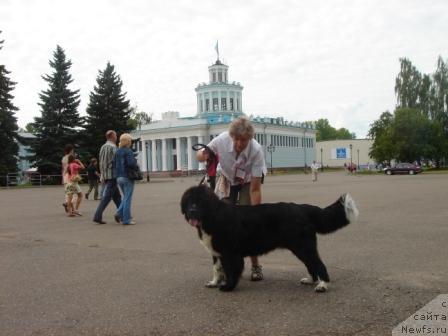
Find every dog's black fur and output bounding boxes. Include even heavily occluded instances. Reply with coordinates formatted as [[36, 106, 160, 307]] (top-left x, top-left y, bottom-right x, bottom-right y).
[[180, 185, 359, 292]]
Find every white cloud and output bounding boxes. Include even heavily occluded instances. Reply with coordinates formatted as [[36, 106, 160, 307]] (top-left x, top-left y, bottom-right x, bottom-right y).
[[1, 0, 447, 137]]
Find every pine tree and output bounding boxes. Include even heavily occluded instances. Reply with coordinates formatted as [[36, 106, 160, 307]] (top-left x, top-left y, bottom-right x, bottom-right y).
[[30, 45, 81, 175], [0, 32, 19, 181], [83, 62, 132, 159]]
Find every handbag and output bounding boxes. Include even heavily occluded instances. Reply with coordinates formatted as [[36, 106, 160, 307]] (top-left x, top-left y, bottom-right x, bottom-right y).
[[128, 165, 143, 181]]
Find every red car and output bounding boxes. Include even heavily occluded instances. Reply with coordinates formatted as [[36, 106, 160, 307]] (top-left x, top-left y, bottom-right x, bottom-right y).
[[383, 163, 422, 175]]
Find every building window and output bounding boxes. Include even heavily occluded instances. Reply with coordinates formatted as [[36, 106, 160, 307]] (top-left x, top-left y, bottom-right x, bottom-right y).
[[200, 100, 203, 113], [172, 139, 176, 150], [230, 98, 234, 111], [205, 99, 209, 111], [213, 73, 216, 82], [218, 72, 222, 82], [221, 98, 227, 110], [213, 98, 219, 111]]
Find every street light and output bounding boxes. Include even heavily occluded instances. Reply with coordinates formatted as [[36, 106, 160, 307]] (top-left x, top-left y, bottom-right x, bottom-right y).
[[320, 148, 323, 172], [267, 144, 275, 175], [145, 142, 150, 182], [357, 148, 360, 170], [349, 144, 353, 172]]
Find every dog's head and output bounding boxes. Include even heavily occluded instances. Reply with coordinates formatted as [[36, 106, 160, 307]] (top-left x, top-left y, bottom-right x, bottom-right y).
[[180, 185, 218, 228]]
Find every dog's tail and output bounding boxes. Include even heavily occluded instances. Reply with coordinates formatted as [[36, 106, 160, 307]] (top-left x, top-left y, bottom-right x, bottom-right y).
[[315, 193, 359, 234]]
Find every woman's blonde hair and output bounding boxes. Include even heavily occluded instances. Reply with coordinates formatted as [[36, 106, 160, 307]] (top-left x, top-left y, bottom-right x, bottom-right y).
[[229, 116, 254, 139], [119, 133, 132, 148]]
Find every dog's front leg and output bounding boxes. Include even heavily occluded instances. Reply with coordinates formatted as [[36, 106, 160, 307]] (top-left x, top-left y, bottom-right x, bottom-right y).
[[219, 254, 244, 292], [205, 257, 226, 288]]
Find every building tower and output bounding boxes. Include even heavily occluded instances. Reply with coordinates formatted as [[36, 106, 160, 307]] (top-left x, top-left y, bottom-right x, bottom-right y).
[[195, 55, 243, 118]]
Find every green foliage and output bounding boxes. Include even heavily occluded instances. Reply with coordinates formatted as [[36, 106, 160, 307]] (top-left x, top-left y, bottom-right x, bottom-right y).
[[128, 105, 152, 130], [82, 62, 131, 159], [0, 32, 19, 178], [30, 45, 81, 175], [24, 123, 37, 134], [370, 56, 448, 166], [315, 118, 356, 141]]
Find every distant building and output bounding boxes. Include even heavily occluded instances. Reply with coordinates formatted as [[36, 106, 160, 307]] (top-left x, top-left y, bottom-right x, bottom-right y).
[[132, 56, 316, 175], [17, 131, 36, 172], [316, 139, 376, 169]]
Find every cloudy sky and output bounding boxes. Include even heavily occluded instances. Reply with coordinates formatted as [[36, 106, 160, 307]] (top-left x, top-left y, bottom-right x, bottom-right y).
[[1, 0, 447, 137]]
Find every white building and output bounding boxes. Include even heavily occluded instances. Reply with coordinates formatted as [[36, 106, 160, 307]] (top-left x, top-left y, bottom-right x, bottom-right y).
[[316, 139, 376, 169], [132, 57, 317, 176]]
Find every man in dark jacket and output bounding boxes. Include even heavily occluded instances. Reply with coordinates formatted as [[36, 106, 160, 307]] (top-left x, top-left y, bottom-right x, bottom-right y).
[[93, 130, 122, 224]]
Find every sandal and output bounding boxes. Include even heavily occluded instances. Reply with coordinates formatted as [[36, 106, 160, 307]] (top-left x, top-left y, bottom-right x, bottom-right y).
[[250, 265, 263, 281], [73, 211, 83, 216]]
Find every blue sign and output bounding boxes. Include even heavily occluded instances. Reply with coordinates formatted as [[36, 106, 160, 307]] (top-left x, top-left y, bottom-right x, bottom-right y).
[[336, 148, 347, 159]]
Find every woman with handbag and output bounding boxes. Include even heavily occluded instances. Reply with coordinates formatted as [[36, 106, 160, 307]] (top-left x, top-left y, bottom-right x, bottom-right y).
[[114, 133, 138, 225], [65, 154, 85, 217]]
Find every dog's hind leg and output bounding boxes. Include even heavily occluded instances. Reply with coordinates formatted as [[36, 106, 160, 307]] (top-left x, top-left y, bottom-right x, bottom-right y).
[[219, 255, 244, 292], [206, 257, 226, 288], [292, 247, 330, 293]]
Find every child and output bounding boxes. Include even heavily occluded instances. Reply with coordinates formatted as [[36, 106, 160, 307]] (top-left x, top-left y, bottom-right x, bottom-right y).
[[65, 154, 85, 217]]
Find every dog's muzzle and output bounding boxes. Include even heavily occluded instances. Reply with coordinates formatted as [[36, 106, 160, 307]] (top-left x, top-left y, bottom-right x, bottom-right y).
[[186, 205, 201, 228]]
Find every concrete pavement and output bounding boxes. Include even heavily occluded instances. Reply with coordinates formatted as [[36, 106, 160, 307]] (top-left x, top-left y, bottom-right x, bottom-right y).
[[1, 172, 447, 335]]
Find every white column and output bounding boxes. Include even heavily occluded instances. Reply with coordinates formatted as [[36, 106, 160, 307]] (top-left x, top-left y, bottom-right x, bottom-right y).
[[218, 91, 222, 111], [151, 140, 157, 172], [187, 136, 193, 171], [162, 139, 167, 171], [176, 137, 182, 171], [141, 140, 147, 172], [226, 91, 230, 112], [197, 135, 205, 170]]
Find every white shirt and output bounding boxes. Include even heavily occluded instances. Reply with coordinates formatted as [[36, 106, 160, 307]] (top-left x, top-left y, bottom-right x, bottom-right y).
[[208, 132, 267, 186], [311, 162, 320, 172]]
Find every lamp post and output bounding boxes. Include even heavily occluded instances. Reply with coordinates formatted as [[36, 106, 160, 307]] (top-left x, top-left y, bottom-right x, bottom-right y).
[[267, 144, 275, 175], [320, 148, 323, 172], [145, 142, 150, 182], [349, 144, 353, 172], [357, 148, 360, 170]]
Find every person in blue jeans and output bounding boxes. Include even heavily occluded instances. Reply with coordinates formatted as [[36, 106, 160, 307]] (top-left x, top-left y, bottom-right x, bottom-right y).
[[114, 133, 137, 225]]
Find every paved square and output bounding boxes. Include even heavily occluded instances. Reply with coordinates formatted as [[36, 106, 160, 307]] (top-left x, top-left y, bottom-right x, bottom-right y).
[[1, 172, 447, 335]]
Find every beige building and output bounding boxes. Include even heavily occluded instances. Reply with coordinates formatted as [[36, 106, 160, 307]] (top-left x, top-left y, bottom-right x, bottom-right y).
[[316, 139, 375, 169]]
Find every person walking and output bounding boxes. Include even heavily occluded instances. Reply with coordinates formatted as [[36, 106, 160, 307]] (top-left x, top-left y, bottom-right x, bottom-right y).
[[85, 158, 100, 200], [65, 154, 85, 217], [196, 116, 267, 281], [61, 144, 75, 213], [93, 130, 121, 224], [114, 133, 138, 225], [311, 160, 320, 182]]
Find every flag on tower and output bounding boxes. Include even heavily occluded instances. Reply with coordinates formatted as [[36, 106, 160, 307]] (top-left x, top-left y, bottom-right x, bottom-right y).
[[215, 40, 219, 60]]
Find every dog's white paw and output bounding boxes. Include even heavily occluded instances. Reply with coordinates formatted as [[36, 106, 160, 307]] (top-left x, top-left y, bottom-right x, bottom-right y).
[[300, 277, 316, 285], [205, 280, 219, 288], [314, 281, 328, 293]]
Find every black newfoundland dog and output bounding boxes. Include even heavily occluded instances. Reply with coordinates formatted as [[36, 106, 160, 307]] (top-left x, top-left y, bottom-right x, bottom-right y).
[[181, 185, 359, 292]]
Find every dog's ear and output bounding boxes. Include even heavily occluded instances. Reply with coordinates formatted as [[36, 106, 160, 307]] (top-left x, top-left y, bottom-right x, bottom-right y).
[[180, 187, 193, 215]]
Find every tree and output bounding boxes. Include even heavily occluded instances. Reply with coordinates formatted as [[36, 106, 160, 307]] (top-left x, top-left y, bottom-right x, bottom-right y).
[[0, 32, 19, 180], [25, 122, 37, 134], [82, 62, 131, 159], [315, 118, 355, 141], [128, 105, 152, 130], [30, 45, 81, 175], [368, 111, 394, 164], [395, 58, 422, 109], [390, 108, 431, 163]]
